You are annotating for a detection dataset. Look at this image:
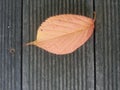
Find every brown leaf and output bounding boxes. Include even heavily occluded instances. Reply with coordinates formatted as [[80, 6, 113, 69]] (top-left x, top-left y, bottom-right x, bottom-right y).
[[27, 14, 95, 55]]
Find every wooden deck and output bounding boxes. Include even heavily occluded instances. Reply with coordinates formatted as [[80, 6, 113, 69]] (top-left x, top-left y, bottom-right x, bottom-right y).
[[0, 0, 120, 90]]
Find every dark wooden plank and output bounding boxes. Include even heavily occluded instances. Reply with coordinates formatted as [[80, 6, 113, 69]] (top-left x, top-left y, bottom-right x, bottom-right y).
[[22, 0, 94, 90], [95, 0, 120, 90], [0, 0, 22, 90]]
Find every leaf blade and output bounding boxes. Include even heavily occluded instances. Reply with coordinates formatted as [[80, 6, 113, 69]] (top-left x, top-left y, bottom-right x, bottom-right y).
[[27, 14, 95, 55]]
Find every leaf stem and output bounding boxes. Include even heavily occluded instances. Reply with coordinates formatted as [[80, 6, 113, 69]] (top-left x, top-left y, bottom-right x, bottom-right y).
[[25, 41, 36, 46], [93, 11, 96, 22], [93, 12, 96, 22]]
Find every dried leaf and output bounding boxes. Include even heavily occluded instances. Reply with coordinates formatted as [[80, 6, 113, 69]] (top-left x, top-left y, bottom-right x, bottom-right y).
[[27, 14, 95, 55]]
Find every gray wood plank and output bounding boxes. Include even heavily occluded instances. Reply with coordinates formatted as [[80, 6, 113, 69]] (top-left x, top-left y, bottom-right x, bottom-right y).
[[0, 0, 22, 90], [95, 0, 120, 90], [22, 0, 94, 90]]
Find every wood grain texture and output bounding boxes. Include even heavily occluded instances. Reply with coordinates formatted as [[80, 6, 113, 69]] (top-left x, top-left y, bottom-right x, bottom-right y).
[[95, 0, 120, 90], [1, 0, 120, 90], [0, 0, 22, 90], [22, 0, 94, 90]]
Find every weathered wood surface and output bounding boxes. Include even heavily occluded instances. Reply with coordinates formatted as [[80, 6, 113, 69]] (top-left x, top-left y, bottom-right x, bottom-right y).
[[0, 0, 22, 90], [22, 0, 94, 90], [95, 0, 120, 90], [0, 0, 120, 90]]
